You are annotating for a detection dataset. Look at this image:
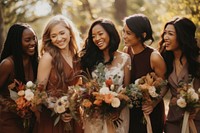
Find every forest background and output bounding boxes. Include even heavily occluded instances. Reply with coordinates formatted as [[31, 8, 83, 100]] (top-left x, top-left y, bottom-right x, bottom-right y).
[[0, 0, 199, 53]]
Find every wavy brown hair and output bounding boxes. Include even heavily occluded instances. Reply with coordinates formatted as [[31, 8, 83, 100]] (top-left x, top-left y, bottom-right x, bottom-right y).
[[41, 15, 81, 88]]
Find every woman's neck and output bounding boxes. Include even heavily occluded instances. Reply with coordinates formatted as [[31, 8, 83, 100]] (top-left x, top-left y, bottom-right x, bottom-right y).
[[173, 49, 183, 60], [131, 43, 145, 54], [103, 48, 110, 63]]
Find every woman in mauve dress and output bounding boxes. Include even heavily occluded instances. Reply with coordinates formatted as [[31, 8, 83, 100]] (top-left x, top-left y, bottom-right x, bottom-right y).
[[159, 17, 200, 133]]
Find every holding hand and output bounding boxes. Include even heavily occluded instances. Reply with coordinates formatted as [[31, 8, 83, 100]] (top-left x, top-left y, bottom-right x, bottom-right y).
[[61, 112, 72, 122]]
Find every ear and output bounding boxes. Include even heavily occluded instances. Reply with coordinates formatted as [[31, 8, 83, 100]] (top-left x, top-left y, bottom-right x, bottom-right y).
[[142, 32, 147, 38]]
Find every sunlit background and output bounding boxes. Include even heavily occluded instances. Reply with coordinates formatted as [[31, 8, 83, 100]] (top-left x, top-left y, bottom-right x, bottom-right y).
[[0, 0, 199, 50], [0, 0, 199, 114]]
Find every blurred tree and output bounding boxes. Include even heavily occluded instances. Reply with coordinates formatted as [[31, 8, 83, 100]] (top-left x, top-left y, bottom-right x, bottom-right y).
[[114, 0, 127, 25]]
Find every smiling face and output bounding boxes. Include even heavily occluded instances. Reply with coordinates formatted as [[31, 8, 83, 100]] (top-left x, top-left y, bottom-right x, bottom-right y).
[[92, 24, 110, 51], [22, 28, 37, 56], [50, 23, 71, 50], [122, 24, 141, 47], [163, 24, 179, 52]]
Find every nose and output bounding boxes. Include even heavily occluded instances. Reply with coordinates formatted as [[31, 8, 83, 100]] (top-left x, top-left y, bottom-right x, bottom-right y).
[[163, 34, 168, 41], [30, 39, 37, 45], [57, 35, 62, 41], [122, 31, 126, 39]]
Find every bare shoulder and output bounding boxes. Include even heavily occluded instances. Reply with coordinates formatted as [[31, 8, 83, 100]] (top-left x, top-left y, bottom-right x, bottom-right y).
[[0, 57, 14, 75], [116, 50, 131, 59], [0, 57, 14, 70], [151, 49, 163, 61], [40, 52, 53, 62]]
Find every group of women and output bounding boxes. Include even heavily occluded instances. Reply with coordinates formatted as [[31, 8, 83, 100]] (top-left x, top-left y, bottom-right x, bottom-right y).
[[0, 13, 199, 133]]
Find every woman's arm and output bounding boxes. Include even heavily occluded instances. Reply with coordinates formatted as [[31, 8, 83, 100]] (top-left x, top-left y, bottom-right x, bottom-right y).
[[37, 52, 52, 89]]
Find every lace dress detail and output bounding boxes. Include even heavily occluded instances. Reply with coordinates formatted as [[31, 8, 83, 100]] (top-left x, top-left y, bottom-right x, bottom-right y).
[[84, 52, 131, 133]]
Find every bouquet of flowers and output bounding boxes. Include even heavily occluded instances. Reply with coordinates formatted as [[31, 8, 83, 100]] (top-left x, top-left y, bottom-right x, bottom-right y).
[[126, 72, 167, 133], [44, 88, 81, 131], [69, 63, 131, 129], [176, 79, 200, 133], [8, 80, 47, 128]]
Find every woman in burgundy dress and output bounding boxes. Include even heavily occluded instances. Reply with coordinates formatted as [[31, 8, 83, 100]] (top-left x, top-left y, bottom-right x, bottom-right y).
[[0, 23, 38, 133], [159, 17, 200, 133], [122, 14, 167, 133], [34, 15, 83, 133]]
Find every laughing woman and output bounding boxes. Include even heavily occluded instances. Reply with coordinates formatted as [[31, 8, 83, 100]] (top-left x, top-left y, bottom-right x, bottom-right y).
[[159, 17, 200, 133], [0, 23, 38, 133]]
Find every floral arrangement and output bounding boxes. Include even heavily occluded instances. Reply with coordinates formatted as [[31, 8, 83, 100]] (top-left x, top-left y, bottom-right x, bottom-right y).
[[175, 78, 200, 133], [126, 72, 167, 133], [8, 80, 47, 128], [176, 80, 200, 110], [69, 63, 131, 128], [127, 72, 167, 107], [44, 88, 81, 131]]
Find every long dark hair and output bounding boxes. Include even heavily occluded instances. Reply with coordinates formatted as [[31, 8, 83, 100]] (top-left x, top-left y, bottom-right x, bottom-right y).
[[81, 18, 120, 72], [124, 13, 154, 44], [159, 17, 200, 78], [0, 23, 38, 83]]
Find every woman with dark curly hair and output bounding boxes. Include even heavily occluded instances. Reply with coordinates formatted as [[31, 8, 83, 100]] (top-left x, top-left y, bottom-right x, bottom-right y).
[[159, 17, 200, 133], [0, 23, 38, 133], [81, 18, 131, 133]]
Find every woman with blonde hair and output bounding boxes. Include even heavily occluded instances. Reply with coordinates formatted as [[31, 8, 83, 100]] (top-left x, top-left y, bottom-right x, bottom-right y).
[[34, 15, 83, 133]]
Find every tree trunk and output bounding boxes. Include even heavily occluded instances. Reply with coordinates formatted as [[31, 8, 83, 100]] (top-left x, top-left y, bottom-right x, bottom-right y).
[[114, 0, 127, 25]]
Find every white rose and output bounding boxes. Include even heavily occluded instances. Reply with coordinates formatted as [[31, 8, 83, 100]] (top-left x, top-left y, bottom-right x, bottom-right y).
[[99, 87, 110, 94], [26, 81, 34, 88], [191, 92, 199, 101], [187, 88, 195, 94], [18, 90, 25, 96], [24, 89, 34, 101], [177, 97, 187, 108], [111, 97, 120, 108], [148, 86, 158, 98]]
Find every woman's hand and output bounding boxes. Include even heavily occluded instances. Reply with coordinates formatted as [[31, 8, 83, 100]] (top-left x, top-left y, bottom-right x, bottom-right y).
[[189, 108, 200, 120], [142, 102, 154, 115], [61, 113, 72, 122]]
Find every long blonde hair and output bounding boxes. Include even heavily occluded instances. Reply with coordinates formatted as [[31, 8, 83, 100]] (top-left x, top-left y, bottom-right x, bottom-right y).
[[41, 15, 81, 88]]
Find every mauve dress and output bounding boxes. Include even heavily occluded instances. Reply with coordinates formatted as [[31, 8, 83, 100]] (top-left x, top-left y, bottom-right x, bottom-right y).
[[33, 56, 84, 133], [164, 62, 200, 133], [128, 46, 165, 133], [0, 57, 27, 133]]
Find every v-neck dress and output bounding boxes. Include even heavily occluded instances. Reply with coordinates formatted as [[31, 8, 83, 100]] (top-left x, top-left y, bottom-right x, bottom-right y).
[[164, 62, 200, 133], [34, 56, 83, 133]]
